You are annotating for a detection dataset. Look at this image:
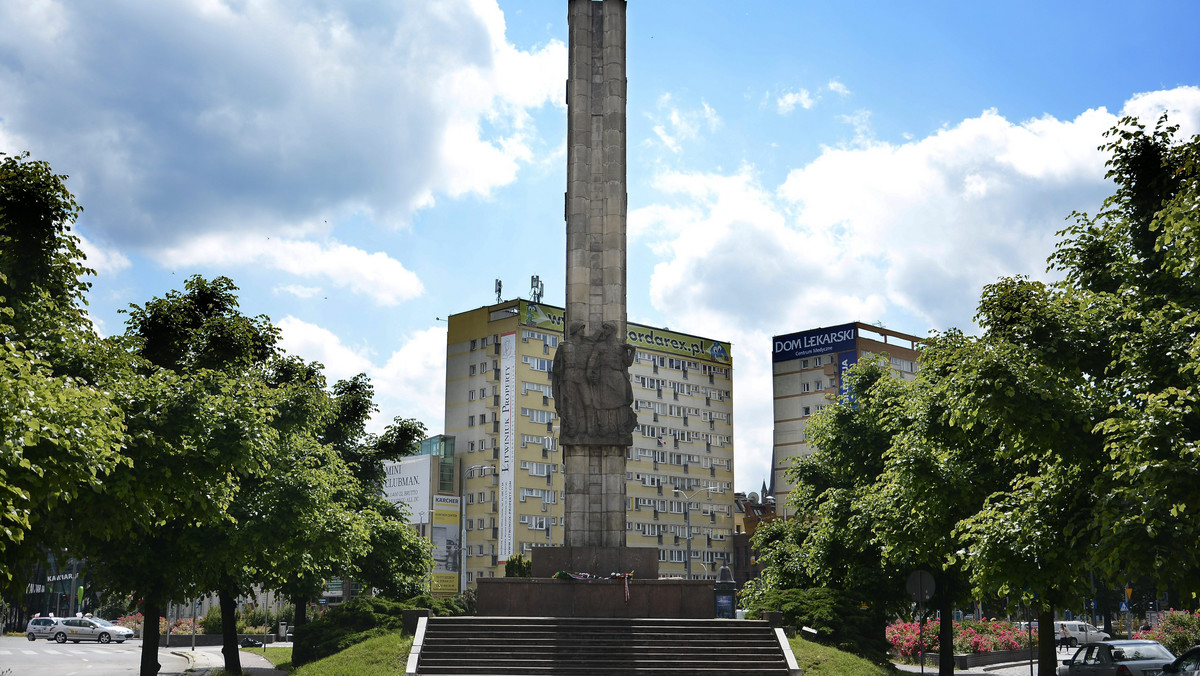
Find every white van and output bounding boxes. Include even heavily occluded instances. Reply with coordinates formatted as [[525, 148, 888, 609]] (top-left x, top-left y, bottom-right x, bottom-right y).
[[1055, 620, 1109, 647]]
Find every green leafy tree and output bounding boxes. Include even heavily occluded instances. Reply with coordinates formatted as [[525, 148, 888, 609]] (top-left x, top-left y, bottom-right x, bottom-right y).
[[287, 384, 431, 668], [750, 359, 911, 663], [62, 275, 283, 676], [0, 152, 126, 598]]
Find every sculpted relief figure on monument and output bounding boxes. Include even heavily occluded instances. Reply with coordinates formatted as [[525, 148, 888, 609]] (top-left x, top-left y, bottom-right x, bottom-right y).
[[551, 321, 637, 446]]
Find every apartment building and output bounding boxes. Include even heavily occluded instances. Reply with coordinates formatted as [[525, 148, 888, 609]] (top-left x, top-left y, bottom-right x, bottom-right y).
[[447, 299, 736, 588], [771, 322, 920, 503]]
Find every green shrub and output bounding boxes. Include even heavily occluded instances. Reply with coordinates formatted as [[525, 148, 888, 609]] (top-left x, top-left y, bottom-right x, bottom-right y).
[[505, 553, 532, 577], [747, 587, 890, 663], [200, 606, 223, 635]]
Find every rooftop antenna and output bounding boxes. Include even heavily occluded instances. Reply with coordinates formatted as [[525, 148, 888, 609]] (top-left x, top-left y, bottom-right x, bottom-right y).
[[495, 279, 502, 304], [530, 275, 545, 303]]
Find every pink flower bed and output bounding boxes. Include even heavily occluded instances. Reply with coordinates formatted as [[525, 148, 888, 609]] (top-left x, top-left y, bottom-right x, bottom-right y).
[[887, 619, 1034, 659], [1133, 610, 1200, 655]]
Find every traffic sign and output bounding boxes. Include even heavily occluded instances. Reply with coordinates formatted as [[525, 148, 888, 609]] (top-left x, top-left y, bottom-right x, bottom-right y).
[[906, 570, 936, 603], [1120, 601, 1129, 613]]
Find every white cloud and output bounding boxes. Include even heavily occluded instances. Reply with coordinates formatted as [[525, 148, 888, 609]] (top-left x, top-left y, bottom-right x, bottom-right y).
[[648, 94, 721, 153], [777, 88, 815, 114], [275, 284, 322, 299], [634, 87, 1200, 493], [157, 234, 423, 306], [0, 0, 566, 249], [76, 234, 131, 274], [827, 79, 850, 96], [1121, 85, 1200, 138], [372, 326, 449, 433], [839, 109, 874, 145], [276, 316, 374, 381], [276, 316, 446, 435]]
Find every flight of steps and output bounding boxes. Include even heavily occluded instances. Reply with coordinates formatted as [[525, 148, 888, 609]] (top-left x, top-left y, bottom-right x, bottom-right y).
[[407, 616, 799, 675]]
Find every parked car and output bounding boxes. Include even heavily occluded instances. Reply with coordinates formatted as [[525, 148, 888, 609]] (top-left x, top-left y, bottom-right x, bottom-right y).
[[1058, 640, 1175, 676], [1055, 620, 1111, 647], [1164, 645, 1200, 674], [25, 616, 60, 641], [52, 617, 135, 644]]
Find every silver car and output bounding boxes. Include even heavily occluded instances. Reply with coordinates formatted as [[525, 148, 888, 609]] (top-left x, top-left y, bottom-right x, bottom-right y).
[[1164, 646, 1200, 674], [24, 616, 59, 641], [52, 617, 135, 644], [1058, 640, 1176, 676]]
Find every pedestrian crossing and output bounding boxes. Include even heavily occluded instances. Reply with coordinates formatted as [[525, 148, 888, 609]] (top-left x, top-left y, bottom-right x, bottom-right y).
[[0, 645, 137, 656]]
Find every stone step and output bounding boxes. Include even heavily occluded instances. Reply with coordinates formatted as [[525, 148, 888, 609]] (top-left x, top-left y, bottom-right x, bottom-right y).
[[414, 616, 793, 676], [417, 662, 788, 676], [417, 663, 789, 673]]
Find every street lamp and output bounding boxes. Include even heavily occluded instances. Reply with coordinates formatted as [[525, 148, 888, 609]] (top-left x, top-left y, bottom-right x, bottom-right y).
[[673, 488, 711, 579]]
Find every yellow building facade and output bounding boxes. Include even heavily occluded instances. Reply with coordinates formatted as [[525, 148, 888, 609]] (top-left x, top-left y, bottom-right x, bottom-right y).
[[447, 300, 736, 588]]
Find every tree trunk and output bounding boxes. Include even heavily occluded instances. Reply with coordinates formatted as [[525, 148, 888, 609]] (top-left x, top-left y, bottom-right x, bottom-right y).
[[291, 594, 308, 631], [1038, 607, 1057, 676], [140, 596, 162, 676], [219, 587, 242, 675], [290, 594, 310, 667], [937, 584, 955, 676]]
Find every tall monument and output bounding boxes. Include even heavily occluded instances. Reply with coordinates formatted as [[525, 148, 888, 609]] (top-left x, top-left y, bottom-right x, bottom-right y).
[[477, 2, 717, 613], [553, 0, 635, 550]]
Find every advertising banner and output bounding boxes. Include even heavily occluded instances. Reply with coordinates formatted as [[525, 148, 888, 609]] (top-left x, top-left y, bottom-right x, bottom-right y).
[[498, 331, 517, 564], [773, 323, 857, 362], [838, 350, 859, 404], [518, 300, 732, 365], [430, 495, 461, 596], [382, 455, 434, 523]]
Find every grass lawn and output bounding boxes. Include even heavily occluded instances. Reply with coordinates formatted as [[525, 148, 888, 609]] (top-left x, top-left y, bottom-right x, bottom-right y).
[[789, 637, 897, 676], [245, 645, 292, 669], [290, 632, 413, 676]]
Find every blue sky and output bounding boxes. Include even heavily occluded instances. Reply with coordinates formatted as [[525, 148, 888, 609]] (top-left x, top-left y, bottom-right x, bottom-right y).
[[3, 1, 1199, 492]]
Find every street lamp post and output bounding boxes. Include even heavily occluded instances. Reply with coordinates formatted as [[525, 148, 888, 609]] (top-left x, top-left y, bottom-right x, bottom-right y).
[[673, 488, 711, 580]]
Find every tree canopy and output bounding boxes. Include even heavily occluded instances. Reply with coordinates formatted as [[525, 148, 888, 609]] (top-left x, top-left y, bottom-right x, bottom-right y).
[[758, 118, 1200, 675], [1, 152, 435, 676]]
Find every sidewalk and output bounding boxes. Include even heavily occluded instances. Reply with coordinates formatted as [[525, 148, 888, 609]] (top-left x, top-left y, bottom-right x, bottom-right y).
[[164, 644, 287, 675], [892, 645, 1074, 676]]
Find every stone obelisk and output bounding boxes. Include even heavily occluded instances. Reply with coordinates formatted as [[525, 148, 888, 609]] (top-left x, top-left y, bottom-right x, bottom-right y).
[[552, 0, 636, 551]]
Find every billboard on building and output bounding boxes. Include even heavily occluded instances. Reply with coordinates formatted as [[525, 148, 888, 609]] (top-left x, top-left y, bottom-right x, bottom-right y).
[[430, 495, 461, 595], [498, 331, 517, 564], [382, 455, 434, 523], [518, 300, 732, 365], [773, 323, 858, 362], [838, 350, 859, 403]]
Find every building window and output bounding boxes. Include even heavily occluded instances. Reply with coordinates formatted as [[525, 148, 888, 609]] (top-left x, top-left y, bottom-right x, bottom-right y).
[[468, 391, 476, 401], [470, 364, 477, 376], [521, 408, 556, 424], [470, 339, 477, 351], [468, 415, 476, 427], [803, 406, 811, 416], [802, 382, 810, 393], [523, 356, 553, 372]]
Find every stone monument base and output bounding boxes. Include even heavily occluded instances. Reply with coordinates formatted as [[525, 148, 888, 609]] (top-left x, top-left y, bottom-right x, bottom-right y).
[[475, 545, 716, 618], [531, 545, 658, 579], [476, 577, 716, 618]]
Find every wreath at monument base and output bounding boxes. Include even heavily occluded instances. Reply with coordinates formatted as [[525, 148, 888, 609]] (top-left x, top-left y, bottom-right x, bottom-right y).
[[552, 570, 634, 603]]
